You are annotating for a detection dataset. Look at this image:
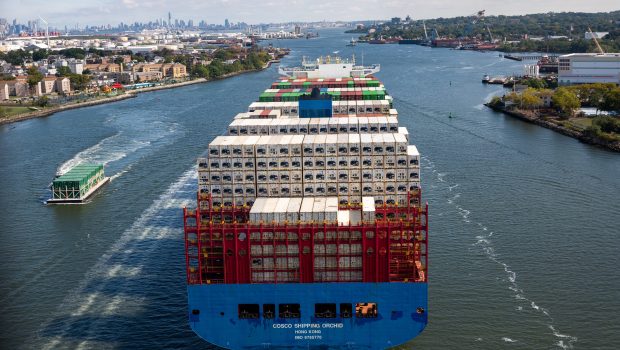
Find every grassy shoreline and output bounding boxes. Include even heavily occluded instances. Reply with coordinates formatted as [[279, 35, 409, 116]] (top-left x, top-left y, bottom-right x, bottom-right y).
[[485, 103, 620, 153], [0, 62, 277, 126]]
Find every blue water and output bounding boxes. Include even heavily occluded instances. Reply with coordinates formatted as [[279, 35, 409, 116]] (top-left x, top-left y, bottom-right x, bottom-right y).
[[1, 29, 619, 349]]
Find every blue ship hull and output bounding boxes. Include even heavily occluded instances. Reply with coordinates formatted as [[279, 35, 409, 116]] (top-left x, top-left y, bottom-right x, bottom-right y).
[[187, 283, 427, 349]]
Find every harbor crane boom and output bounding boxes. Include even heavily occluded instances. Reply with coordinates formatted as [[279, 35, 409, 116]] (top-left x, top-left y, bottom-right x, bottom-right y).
[[588, 27, 605, 54]]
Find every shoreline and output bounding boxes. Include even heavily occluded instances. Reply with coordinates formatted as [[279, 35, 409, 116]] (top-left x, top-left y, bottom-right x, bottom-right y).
[[485, 103, 620, 153], [0, 61, 279, 126]]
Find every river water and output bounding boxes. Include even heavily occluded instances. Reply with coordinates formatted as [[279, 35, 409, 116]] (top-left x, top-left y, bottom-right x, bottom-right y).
[[0, 29, 618, 350]]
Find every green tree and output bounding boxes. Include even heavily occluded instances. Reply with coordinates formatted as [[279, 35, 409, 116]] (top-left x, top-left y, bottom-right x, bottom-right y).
[[68, 73, 91, 91], [552, 87, 580, 118], [26, 66, 43, 87], [56, 66, 71, 76], [601, 88, 620, 113], [36, 96, 50, 107], [5, 49, 31, 65], [191, 64, 210, 79], [59, 48, 86, 59], [32, 49, 50, 61], [113, 56, 125, 65], [520, 88, 543, 109]]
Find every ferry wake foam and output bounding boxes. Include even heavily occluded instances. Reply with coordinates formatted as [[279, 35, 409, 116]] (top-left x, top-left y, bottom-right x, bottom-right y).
[[183, 56, 428, 349]]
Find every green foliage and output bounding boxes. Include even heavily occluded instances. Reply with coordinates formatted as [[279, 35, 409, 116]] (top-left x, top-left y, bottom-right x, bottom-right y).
[[56, 66, 71, 77], [601, 88, 620, 113], [132, 54, 146, 63], [3, 49, 31, 65], [36, 96, 49, 107], [113, 56, 125, 65], [59, 48, 86, 59], [68, 73, 91, 91], [0, 74, 16, 80], [32, 49, 50, 61], [592, 116, 620, 133], [191, 64, 210, 79], [552, 87, 580, 117], [521, 78, 546, 89], [488, 96, 503, 107], [363, 11, 620, 53], [26, 66, 43, 87], [521, 88, 543, 109]]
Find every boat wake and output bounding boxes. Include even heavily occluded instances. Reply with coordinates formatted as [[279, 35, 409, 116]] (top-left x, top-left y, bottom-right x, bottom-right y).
[[422, 156, 578, 349], [34, 167, 197, 349], [56, 117, 180, 179]]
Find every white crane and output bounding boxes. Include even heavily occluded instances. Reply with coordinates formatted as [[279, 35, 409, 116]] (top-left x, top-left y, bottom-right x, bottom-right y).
[[38, 16, 50, 48], [588, 27, 605, 54]]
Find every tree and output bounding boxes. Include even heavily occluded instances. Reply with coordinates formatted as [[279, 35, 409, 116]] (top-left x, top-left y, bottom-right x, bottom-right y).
[[520, 88, 543, 109], [59, 48, 86, 59], [113, 56, 125, 65], [26, 66, 43, 87], [36, 96, 50, 107], [32, 49, 50, 61], [552, 87, 580, 118], [192, 64, 210, 79], [68, 73, 91, 91], [601, 88, 620, 113], [56, 66, 71, 76]]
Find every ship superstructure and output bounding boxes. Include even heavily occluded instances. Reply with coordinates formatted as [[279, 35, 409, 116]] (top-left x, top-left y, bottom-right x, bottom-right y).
[[183, 57, 428, 349]]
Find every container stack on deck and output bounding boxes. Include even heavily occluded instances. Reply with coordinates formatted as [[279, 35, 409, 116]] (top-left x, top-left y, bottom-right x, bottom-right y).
[[185, 75, 427, 285], [50, 164, 105, 201]]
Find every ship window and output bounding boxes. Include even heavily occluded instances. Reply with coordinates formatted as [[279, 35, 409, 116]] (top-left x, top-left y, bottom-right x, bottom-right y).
[[315, 303, 337, 318], [340, 303, 353, 318], [263, 304, 276, 319], [239, 304, 259, 319], [279, 304, 301, 318], [356, 303, 378, 318]]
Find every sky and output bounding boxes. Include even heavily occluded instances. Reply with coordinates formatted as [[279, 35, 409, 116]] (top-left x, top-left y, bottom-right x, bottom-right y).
[[2, 0, 619, 28]]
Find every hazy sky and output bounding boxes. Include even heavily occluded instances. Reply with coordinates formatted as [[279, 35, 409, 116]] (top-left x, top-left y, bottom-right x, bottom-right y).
[[3, 0, 619, 28]]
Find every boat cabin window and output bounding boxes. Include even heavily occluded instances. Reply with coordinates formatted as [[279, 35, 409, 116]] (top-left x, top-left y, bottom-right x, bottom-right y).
[[315, 303, 337, 318], [263, 304, 276, 319], [340, 303, 353, 318], [356, 303, 378, 318], [279, 304, 301, 318]]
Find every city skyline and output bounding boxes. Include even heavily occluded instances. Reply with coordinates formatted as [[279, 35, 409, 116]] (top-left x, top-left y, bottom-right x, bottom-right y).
[[2, 0, 619, 29]]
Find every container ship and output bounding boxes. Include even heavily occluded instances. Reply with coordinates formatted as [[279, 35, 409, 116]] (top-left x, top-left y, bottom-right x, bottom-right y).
[[183, 56, 428, 349]]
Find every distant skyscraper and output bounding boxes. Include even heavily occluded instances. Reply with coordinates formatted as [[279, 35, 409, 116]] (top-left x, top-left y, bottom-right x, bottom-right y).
[[168, 12, 172, 28], [225, 19, 230, 28]]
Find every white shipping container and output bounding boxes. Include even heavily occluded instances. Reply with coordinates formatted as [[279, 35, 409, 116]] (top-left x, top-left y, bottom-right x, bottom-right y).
[[313, 197, 326, 222], [291, 182, 303, 197], [300, 197, 315, 222], [362, 197, 376, 223], [325, 134, 338, 155], [348, 134, 360, 154], [287, 197, 302, 222]]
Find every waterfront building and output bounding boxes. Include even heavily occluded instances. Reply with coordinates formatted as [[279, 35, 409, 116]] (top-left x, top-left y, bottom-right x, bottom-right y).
[[131, 63, 188, 80], [558, 53, 620, 85], [42, 76, 57, 94], [55, 77, 71, 94]]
